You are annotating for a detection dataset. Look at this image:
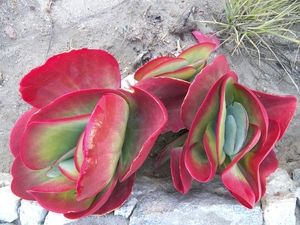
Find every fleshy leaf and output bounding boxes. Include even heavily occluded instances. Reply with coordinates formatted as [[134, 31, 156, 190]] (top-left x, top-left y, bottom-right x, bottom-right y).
[[233, 84, 268, 145], [170, 147, 193, 194], [29, 89, 124, 122], [77, 93, 129, 201], [181, 55, 236, 128], [74, 133, 84, 172], [29, 189, 94, 214], [135, 77, 190, 133], [240, 119, 280, 202], [65, 171, 119, 219], [221, 163, 256, 209], [58, 158, 79, 182], [157, 66, 196, 80], [20, 49, 121, 108], [223, 115, 237, 156], [11, 156, 50, 200], [141, 58, 189, 80], [134, 56, 173, 81], [93, 173, 135, 215], [178, 43, 216, 64], [29, 175, 76, 193], [192, 31, 220, 50], [184, 142, 216, 182], [119, 87, 168, 181], [226, 102, 249, 155], [253, 91, 297, 139], [10, 108, 38, 157], [21, 115, 89, 170]]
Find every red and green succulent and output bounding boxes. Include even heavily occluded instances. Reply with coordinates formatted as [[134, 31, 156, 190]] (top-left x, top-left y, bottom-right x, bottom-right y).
[[10, 49, 167, 218], [10, 35, 297, 218]]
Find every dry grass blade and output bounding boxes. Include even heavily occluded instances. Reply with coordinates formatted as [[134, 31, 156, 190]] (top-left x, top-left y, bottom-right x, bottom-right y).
[[200, 0, 300, 91]]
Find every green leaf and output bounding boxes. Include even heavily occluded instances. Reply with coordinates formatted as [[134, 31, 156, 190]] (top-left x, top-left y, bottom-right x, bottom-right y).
[[21, 115, 89, 170], [223, 115, 237, 156]]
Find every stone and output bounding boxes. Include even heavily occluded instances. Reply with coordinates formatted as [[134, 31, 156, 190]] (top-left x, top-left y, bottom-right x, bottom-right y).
[[293, 168, 300, 185], [0, 173, 12, 188], [0, 186, 20, 223], [44, 212, 128, 225], [44, 212, 75, 225], [121, 74, 137, 90], [262, 168, 298, 225], [19, 200, 48, 225], [129, 176, 263, 225], [114, 196, 138, 218]]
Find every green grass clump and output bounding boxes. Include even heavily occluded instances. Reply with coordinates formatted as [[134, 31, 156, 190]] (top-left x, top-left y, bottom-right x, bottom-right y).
[[206, 0, 300, 90]]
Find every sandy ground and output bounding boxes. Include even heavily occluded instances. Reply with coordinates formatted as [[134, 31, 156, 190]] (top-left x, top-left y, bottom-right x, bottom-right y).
[[0, 0, 299, 179]]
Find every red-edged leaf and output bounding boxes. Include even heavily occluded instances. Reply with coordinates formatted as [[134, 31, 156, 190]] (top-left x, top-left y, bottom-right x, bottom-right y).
[[74, 133, 84, 172], [20, 49, 121, 108], [29, 175, 76, 193], [141, 58, 189, 80], [184, 74, 237, 182], [157, 66, 196, 80], [11, 155, 50, 200], [155, 132, 188, 168], [77, 93, 129, 201], [184, 142, 216, 182], [170, 147, 193, 194], [93, 173, 135, 215], [21, 115, 89, 170], [178, 43, 216, 64], [65, 171, 119, 219], [10, 108, 38, 157], [29, 89, 124, 122], [58, 158, 79, 182], [240, 119, 280, 202], [118, 87, 168, 181], [192, 31, 220, 50], [134, 56, 173, 81], [135, 77, 190, 133], [221, 163, 256, 209], [181, 55, 236, 128], [29, 189, 94, 214], [253, 91, 297, 139], [233, 84, 268, 145]]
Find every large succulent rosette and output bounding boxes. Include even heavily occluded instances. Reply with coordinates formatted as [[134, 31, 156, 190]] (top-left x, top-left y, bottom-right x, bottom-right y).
[[171, 54, 297, 208], [10, 49, 167, 219]]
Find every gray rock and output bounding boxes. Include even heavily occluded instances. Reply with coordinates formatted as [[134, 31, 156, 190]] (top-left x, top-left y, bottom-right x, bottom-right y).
[[0, 173, 12, 188], [44, 212, 128, 225], [19, 200, 48, 225], [293, 168, 300, 185], [262, 168, 298, 225], [0, 186, 20, 223], [44, 212, 76, 225], [130, 176, 263, 225], [114, 196, 138, 218]]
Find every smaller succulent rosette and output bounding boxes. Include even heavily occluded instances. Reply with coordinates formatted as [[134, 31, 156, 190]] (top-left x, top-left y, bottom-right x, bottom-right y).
[[173, 54, 297, 208], [134, 43, 216, 133], [10, 49, 167, 219]]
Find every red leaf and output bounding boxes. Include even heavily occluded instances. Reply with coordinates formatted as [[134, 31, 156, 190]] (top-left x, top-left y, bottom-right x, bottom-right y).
[[134, 56, 173, 81], [181, 55, 236, 128], [20, 49, 121, 108], [77, 93, 129, 201], [10, 108, 38, 157], [29, 189, 94, 214], [11, 156, 49, 200], [170, 147, 192, 194], [253, 91, 297, 139], [29, 89, 125, 122], [118, 87, 168, 181], [136, 77, 190, 133], [93, 173, 135, 215], [65, 172, 119, 219], [192, 31, 220, 50]]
